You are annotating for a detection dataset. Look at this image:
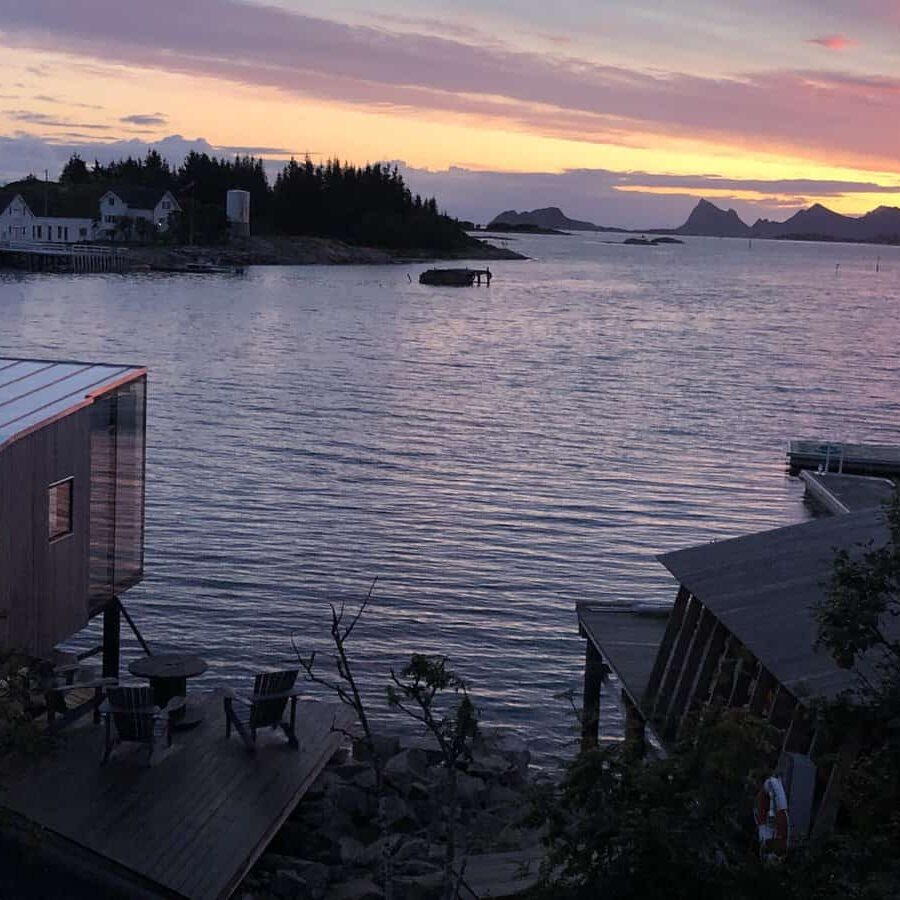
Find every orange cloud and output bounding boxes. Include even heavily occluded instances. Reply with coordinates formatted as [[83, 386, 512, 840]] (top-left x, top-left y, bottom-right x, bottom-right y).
[[807, 35, 857, 51]]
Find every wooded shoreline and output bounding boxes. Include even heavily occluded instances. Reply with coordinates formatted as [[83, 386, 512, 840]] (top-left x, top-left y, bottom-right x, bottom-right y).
[[124, 234, 525, 270]]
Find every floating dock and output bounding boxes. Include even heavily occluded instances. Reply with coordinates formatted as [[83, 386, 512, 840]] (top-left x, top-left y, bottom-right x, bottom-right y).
[[0, 692, 354, 899], [419, 267, 492, 286], [788, 440, 900, 477]]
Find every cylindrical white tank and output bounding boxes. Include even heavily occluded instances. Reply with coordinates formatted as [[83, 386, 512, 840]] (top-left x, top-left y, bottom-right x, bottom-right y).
[[226, 189, 251, 237]]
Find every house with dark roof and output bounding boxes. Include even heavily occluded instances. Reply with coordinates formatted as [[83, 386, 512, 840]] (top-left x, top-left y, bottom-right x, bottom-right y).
[[97, 187, 180, 238], [578, 477, 896, 841]]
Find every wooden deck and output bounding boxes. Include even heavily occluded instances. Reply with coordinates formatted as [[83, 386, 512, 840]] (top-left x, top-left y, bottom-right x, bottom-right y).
[[577, 603, 669, 705], [800, 471, 895, 514], [788, 440, 900, 476], [0, 691, 355, 899]]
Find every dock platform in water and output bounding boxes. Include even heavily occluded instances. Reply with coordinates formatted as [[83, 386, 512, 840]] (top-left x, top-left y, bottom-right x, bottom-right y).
[[0, 692, 354, 899], [788, 440, 900, 477]]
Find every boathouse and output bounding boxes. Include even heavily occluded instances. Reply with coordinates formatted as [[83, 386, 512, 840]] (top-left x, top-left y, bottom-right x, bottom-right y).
[[579, 505, 894, 837], [0, 357, 147, 672]]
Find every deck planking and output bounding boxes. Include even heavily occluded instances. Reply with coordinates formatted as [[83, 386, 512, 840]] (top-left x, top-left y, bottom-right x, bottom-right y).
[[0, 691, 355, 899], [577, 604, 668, 706]]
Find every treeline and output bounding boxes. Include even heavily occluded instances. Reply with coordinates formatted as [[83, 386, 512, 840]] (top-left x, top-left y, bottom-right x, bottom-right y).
[[42, 150, 469, 249]]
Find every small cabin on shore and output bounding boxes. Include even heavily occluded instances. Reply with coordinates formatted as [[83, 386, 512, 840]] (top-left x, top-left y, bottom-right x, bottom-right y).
[[578, 505, 893, 840], [0, 358, 147, 673]]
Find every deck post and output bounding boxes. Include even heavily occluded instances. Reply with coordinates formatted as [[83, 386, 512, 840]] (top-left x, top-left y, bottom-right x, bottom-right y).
[[102, 599, 121, 679], [581, 640, 604, 752], [622, 690, 647, 758]]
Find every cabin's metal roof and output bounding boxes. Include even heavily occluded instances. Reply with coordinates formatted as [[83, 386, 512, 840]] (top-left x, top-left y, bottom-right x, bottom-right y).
[[0, 357, 146, 449], [658, 508, 892, 701]]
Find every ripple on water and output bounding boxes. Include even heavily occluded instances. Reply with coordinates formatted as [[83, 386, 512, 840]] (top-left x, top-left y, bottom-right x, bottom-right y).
[[2, 235, 899, 758]]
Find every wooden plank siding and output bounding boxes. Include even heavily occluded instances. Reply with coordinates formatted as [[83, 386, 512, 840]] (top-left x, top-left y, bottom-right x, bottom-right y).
[[651, 594, 702, 727], [0, 692, 355, 900], [642, 587, 689, 705], [664, 607, 715, 739], [0, 409, 92, 653]]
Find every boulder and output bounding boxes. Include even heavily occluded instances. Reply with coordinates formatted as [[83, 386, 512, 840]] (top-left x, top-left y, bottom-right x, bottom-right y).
[[329, 784, 371, 817], [353, 734, 400, 764], [378, 793, 412, 826], [392, 872, 444, 900], [384, 748, 428, 781], [485, 783, 524, 812], [453, 772, 485, 808], [339, 836, 369, 866], [394, 837, 429, 862], [272, 868, 308, 899], [326, 878, 383, 900], [352, 767, 377, 791]]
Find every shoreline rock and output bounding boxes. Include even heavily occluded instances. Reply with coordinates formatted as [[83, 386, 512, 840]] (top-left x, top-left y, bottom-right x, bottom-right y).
[[241, 728, 544, 900]]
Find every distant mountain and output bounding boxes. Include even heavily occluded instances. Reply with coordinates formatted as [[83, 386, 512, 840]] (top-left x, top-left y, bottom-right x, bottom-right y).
[[675, 199, 750, 237], [487, 207, 625, 232], [751, 203, 900, 242]]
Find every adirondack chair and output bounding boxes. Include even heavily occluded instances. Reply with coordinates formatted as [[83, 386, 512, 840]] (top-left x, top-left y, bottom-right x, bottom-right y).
[[100, 686, 184, 765], [223, 669, 301, 752], [28, 653, 117, 732]]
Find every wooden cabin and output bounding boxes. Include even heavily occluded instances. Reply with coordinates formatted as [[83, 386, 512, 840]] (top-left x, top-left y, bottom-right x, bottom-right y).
[[0, 358, 147, 674], [578, 506, 892, 839]]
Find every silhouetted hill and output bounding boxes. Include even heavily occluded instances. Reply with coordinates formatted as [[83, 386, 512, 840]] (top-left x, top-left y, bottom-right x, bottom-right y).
[[675, 199, 750, 237], [752, 203, 900, 242], [488, 207, 625, 232]]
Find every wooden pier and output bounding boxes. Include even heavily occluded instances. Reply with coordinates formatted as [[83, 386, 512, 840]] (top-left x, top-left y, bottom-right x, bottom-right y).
[[0, 692, 354, 899], [0, 241, 129, 273], [788, 440, 900, 477], [800, 471, 895, 515]]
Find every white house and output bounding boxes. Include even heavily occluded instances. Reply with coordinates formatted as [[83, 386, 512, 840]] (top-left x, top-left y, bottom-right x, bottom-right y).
[[0, 192, 35, 243], [98, 188, 180, 238], [30, 216, 95, 244]]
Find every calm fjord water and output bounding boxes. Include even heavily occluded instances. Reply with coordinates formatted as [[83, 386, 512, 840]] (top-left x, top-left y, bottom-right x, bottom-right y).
[[2, 233, 898, 756]]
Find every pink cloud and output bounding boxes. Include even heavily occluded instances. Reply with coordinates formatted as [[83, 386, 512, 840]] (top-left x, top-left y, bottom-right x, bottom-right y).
[[807, 34, 857, 50], [0, 0, 896, 170]]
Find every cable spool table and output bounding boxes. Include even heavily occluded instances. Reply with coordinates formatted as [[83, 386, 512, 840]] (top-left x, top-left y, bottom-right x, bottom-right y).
[[128, 653, 209, 729]]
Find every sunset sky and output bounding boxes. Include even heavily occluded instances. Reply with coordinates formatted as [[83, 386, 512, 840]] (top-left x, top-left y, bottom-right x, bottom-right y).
[[2, 0, 900, 226]]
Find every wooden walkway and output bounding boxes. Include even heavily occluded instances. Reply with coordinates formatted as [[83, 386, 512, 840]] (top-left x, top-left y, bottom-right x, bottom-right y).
[[0, 692, 354, 899], [800, 471, 895, 515], [789, 440, 900, 476]]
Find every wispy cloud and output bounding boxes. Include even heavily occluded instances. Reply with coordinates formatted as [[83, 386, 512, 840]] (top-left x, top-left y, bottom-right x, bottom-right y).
[[807, 34, 857, 50], [33, 94, 103, 109], [120, 112, 167, 126], [6, 110, 110, 130], [0, 0, 896, 169]]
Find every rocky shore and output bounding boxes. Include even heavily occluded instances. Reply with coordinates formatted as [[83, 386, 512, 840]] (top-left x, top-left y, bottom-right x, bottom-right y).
[[126, 235, 524, 271], [240, 729, 546, 900]]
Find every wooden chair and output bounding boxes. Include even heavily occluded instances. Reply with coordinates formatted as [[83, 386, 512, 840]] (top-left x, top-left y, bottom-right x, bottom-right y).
[[100, 686, 184, 765], [224, 669, 301, 752], [34, 656, 118, 732]]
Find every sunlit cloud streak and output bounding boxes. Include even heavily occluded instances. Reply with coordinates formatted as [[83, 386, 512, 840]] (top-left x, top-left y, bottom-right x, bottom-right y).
[[807, 34, 857, 50]]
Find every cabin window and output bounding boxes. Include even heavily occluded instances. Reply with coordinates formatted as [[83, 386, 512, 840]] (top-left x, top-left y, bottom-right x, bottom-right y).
[[49, 478, 74, 541], [79, 227, 87, 238], [108, 197, 115, 206], [162, 201, 171, 210]]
